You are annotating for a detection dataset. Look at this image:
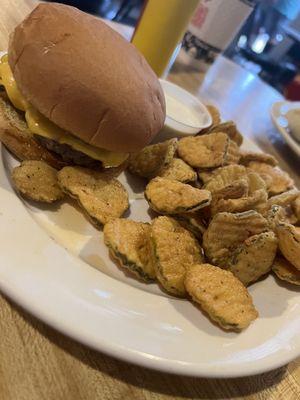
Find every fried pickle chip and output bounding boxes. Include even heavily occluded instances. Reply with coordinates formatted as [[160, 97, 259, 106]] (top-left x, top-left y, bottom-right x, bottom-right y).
[[128, 138, 177, 178], [292, 196, 300, 222], [234, 172, 268, 211], [151, 216, 203, 296], [278, 204, 298, 225], [272, 256, 300, 286], [158, 158, 197, 183], [198, 168, 220, 184], [228, 232, 277, 286], [260, 189, 300, 223], [267, 205, 288, 231], [12, 160, 64, 203], [210, 179, 249, 215], [206, 104, 221, 126], [267, 189, 300, 209], [58, 166, 128, 227], [276, 223, 300, 270], [177, 132, 229, 169], [203, 210, 269, 267], [225, 139, 241, 164], [204, 165, 267, 215], [213, 179, 249, 200], [185, 264, 258, 330], [199, 121, 243, 146], [240, 151, 278, 167], [217, 172, 268, 216], [175, 213, 207, 239], [145, 177, 211, 215], [204, 165, 247, 193], [104, 218, 155, 281], [247, 162, 294, 195]]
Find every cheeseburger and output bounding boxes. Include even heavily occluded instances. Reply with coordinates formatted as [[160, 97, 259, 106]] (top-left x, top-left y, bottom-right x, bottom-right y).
[[0, 3, 165, 168]]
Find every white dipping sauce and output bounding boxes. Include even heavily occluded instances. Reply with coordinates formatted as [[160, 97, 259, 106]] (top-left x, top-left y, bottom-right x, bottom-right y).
[[165, 93, 202, 127], [153, 79, 212, 142]]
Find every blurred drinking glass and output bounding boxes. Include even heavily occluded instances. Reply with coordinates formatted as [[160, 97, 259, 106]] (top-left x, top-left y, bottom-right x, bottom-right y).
[[179, 0, 255, 72], [131, 0, 199, 77]]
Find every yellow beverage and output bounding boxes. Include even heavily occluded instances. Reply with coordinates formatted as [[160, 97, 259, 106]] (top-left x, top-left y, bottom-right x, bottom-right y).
[[132, 0, 199, 77]]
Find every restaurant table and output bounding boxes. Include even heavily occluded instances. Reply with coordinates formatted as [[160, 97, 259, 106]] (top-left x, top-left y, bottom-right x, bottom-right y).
[[0, 1, 299, 399]]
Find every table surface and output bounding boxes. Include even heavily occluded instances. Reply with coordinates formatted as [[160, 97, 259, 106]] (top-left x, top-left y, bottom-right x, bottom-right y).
[[0, 1, 299, 399]]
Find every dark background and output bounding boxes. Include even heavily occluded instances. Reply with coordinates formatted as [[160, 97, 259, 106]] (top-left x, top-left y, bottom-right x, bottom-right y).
[[46, 0, 300, 99]]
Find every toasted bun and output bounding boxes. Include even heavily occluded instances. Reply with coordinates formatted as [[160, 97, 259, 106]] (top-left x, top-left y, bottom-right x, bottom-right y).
[[8, 3, 165, 152]]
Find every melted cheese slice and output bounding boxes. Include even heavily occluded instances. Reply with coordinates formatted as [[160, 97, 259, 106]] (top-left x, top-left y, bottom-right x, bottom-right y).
[[0, 54, 29, 111], [0, 55, 128, 167]]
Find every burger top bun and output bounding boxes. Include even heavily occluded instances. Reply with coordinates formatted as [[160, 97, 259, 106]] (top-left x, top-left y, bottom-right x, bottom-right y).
[[8, 3, 166, 152]]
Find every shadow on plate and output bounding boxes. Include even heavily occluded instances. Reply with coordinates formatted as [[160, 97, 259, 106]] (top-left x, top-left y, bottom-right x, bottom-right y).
[[172, 272, 300, 338], [250, 274, 300, 318], [272, 274, 300, 293], [79, 234, 171, 298], [124, 169, 146, 194], [171, 295, 237, 339]]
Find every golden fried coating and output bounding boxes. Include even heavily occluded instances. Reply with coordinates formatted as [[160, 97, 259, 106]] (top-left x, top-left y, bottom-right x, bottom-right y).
[[204, 165, 247, 193], [228, 232, 277, 286], [267, 205, 289, 231], [261, 189, 300, 225], [177, 132, 229, 169], [145, 177, 211, 215], [225, 139, 241, 164], [204, 165, 267, 215], [215, 179, 249, 200], [267, 189, 300, 209], [200, 121, 243, 146], [239, 151, 278, 167], [292, 196, 300, 222], [175, 213, 207, 239], [128, 139, 177, 178], [12, 160, 64, 203], [247, 162, 294, 196], [151, 216, 203, 296], [58, 166, 128, 227], [203, 210, 269, 267], [276, 223, 300, 270], [266, 205, 298, 232], [272, 256, 300, 285], [210, 179, 249, 215], [198, 168, 220, 184], [185, 263, 258, 330], [282, 205, 298, 225], [104, 219, 155, 281], [206, 104, 221, 126], [158, 158, 197, 183], [244, 172, 268, 208]]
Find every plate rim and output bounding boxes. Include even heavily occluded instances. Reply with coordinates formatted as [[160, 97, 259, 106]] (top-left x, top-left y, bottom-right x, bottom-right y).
[[0, 145, 300, 378], [270, 101, 300, 157], [2, 273, 300, 379]]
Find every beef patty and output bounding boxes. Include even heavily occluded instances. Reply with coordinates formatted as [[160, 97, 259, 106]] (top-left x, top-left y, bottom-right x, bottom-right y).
[[35, 135, 103, 169]]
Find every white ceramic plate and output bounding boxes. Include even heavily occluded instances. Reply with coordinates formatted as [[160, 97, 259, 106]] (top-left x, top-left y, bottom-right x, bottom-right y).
[[0, 136, 300, 378], [271, 101, 300, 157]]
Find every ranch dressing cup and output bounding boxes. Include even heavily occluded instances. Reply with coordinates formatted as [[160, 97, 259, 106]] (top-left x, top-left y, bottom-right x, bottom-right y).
[[153, 79, 212, 143], [179, 0, 255, 72]]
